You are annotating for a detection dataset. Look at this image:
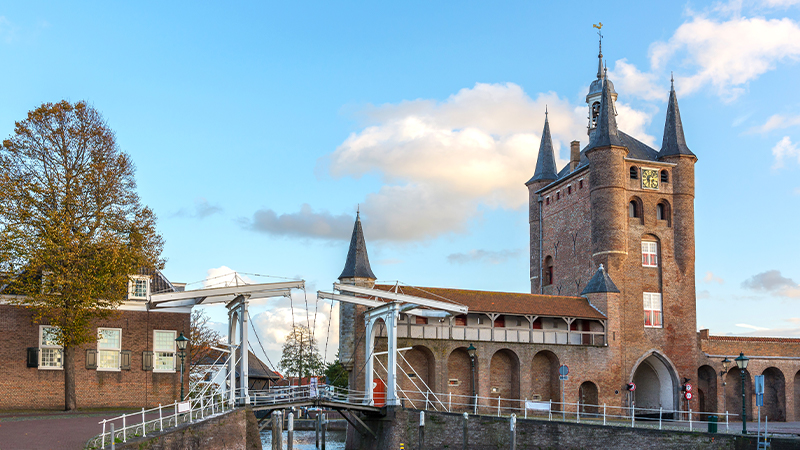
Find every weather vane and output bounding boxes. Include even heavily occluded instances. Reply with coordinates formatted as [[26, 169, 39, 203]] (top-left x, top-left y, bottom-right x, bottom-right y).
[[593, 22, 603, 40]]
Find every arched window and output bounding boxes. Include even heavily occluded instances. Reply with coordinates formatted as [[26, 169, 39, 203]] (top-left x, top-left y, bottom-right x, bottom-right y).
[[656, 200, 672, 226], [543, 256, 554, 286], [660, 169, 669, 183], [629, 197, 644, 224], [629, 201, 637, 218], [630, 166, 638, 179]]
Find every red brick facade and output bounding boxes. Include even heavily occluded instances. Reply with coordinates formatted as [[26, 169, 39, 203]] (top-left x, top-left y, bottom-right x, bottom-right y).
[[0, 304, 189, 409]]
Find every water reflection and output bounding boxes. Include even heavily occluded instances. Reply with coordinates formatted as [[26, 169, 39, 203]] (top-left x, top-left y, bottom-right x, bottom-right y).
[[261, 430, 346, 450]]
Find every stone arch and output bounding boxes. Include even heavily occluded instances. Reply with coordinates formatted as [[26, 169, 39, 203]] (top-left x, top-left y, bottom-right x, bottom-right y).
[[490, 348, 520, 414], [398, 345, 436, 407], [579, 381, 599, 416], [795, 370, 800, 422], [726, 367, 753, 422], [630, 351, 680, 415], [531, 350, 560, 410], [229, 310, 240, 389], [762, 367, 786, 422], [447, 347, 475, 412], [697, 365, 717, 419]]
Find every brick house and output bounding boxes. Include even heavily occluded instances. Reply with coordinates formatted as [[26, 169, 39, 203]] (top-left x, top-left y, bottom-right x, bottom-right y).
[[338, 43, 800, 422], [0, 268, 191, 409]]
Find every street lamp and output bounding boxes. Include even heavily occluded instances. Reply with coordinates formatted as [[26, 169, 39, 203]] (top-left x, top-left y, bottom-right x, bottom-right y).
[[176, 332, 189, 400], [467, 343, 477, 414], [734, 352, 749, 434], [720, 357, 730, 414]]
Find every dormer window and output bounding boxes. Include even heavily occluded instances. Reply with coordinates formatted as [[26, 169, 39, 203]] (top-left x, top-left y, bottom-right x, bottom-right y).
[[129, 276, 149, 300]]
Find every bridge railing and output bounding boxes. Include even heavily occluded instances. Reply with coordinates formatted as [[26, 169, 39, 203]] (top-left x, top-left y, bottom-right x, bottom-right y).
[[247, 384, 371, 407], [396, 388, 740, 434], [85, 390, 233, 449]]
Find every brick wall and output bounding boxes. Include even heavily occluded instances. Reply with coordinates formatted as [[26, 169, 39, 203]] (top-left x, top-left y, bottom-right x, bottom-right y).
[[0, 304, 189, 409]]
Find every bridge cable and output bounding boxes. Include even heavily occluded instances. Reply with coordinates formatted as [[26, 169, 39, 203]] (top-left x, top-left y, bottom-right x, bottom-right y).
[[246, 309, 279, 373]]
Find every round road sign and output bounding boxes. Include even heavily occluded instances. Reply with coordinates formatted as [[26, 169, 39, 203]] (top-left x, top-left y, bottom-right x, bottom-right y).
[[558, 365, 569, 376], [627, 383, 636, 392], [685, 383, 692, 392], [685, 392, 693, 400]]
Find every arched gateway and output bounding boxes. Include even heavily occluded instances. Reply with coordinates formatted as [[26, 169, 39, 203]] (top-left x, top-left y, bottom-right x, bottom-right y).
[[630, 352, 679, 416]]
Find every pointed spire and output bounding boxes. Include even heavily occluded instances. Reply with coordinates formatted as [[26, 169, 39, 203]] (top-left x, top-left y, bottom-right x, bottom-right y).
[[597, 37, 603, 80], [585, 70, 623, 151], [526, 110, 558, 184], [659, 77, 695, 158], [338, 211, 376, 280], [581, 264, 621, 295]]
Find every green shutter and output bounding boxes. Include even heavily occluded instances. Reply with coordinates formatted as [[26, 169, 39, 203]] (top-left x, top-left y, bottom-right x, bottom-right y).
[[142, 351, 153, 371], [120, 350, 131, 370], [85, 349, 97, 370], [27, 347, 39, 368]]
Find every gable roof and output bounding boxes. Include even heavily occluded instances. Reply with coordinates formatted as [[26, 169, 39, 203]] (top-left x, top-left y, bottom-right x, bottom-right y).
[[373, 284, 606, 320]]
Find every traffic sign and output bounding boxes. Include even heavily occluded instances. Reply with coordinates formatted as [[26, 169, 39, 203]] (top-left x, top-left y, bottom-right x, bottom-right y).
[[685, 392, 693, 400], [558, 365, 569, 376], [755, 375, 764, 395], [627, 383, 636, 392], [757, 393, 764, 407], [559, 375, 568, 381], [685, 383, 692, 392]]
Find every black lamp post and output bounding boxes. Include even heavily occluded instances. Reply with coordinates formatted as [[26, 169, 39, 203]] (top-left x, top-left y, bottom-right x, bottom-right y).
[[467, 343, 477, 414], [720, 357, 730, 413], [176, 332, 189, 400], [734, 352, 749, 434]]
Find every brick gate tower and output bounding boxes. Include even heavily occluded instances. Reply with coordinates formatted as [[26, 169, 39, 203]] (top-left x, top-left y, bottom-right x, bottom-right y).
[[527, 41, 698, 411]]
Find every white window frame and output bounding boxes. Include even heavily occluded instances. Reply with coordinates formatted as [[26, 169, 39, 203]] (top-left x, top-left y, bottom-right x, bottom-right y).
[[97, 328, 122, 371], [128, 275, 150, 300], [153, 330, 177, 373], [642, 241, 658, 267], [643, 293, 663, 328], [39, 325, 63, 370]]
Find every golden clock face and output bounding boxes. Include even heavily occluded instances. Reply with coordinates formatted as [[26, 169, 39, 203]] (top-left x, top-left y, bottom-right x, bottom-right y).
[[641, 168, 659, 190]]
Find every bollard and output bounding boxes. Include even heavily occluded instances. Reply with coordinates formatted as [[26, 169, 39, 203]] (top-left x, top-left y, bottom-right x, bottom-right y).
[[287, 411, 294, 450], [316, 411, 320, 448], [603, 404, 606, 426], [419, 411, 425, 449], [321, 413, 327, 450], [142, 408, 147, 437], [449, 392, 452, 412], [159, 404, 163, 431], [272, 411, 283, 450], [510, 414, 517, 450], [659, 407, 663, 430], [122, 414, 127, 442], [689, 409, 693, 432], [110, 422, 115, 450], [524, 398, 528, 419], [462, 412, 469, 450], [631, 401, 635, 428], [497, 396, 501, 417]]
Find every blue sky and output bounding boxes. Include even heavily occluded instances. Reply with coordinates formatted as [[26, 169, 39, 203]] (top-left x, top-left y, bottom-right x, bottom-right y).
[[1, 1, 799, 366]]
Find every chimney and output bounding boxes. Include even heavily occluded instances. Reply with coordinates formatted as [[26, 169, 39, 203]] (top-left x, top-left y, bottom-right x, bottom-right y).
[[570, 140, 581, 172]]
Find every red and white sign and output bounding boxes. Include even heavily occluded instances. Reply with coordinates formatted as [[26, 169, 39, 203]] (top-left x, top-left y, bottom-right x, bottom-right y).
[[685, 383, 692, 392], [628, 383, 636, 391], [685, 392, 693, 400]]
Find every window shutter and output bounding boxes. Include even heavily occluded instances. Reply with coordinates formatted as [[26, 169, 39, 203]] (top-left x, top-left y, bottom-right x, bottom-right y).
[[85, 349, 97, 370], [27, 347, 39, 368], [120, 350, 132, 370], [142, 351, 154, 371]]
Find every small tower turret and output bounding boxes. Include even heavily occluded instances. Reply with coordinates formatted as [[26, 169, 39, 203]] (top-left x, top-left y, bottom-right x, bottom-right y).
[[526, 111, 559, 293], [586, 40, 617, 136]]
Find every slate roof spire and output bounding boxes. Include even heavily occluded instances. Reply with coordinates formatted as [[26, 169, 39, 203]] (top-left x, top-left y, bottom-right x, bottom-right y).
[[659, 75, 696, 158], [597, 36, 603, 80], [585, 69, 624, 151], [581, 264, 621, 295], [526, 108, 558, 184], [338, 211, 377, 280]]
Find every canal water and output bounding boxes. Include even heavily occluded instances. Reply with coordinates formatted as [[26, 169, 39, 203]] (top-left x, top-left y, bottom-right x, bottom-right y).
[[260, 429, 346, 449]]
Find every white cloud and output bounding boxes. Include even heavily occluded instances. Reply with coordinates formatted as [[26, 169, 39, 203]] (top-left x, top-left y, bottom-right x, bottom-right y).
[[202, 266, 254, 288], [650, 15, 800, 101], [742, 269, 800, 298], [735, 323, 770, 331], [702, 271, 724, 284], [246, 204, 353, 240], [171, 197, 223, 219], [771, 136, 800, 169], [754, 114, 800, 133], [608, 59, 664, 102], [447, 249, 522, 265], [760, 0, 800, 7], [614, 102, 657, 147]]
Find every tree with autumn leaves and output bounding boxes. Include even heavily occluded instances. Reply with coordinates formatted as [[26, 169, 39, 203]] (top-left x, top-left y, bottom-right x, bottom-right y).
[[0, 100, 164, 410]]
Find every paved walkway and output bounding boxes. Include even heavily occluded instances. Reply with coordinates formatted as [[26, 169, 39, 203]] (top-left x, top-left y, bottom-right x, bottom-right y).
[[0, 410, 135, 450]]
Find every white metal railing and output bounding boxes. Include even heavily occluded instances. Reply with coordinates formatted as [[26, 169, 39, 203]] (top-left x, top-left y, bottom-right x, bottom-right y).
[[85, 390, 233, 449], [381, 325, 606, 346], [392, 389, 740, 434]]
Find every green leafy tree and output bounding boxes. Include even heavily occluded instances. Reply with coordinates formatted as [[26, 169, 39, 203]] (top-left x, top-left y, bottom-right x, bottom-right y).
[[0, 100, 164, 410], [324, 354, 348, 389], [278, 325, 323, 383]]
